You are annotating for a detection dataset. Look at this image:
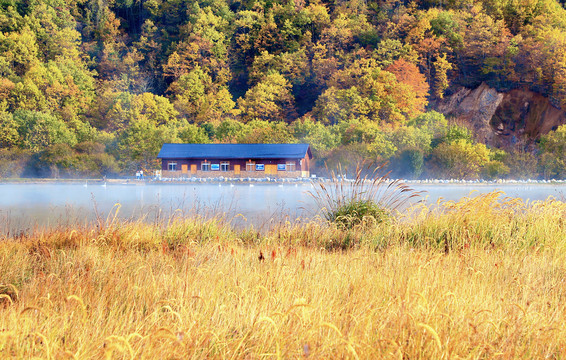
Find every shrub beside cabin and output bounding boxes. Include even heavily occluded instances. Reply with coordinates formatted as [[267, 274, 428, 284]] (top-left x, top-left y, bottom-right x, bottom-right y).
[[157, 143, 312, 178]]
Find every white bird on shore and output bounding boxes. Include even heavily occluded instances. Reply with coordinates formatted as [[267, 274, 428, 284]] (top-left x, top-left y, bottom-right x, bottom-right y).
[[230, 183, 234, 188], [249, 183, 254, 187], [101, 182, 107, 188], [83, 181, 88, 188]]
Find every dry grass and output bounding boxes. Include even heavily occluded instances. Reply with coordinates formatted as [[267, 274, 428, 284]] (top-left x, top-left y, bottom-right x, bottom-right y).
[[1, 192, 566, 359]]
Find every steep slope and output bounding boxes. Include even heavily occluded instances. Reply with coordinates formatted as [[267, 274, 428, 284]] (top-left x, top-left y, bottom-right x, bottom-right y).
[[436, 83, 566, 149]]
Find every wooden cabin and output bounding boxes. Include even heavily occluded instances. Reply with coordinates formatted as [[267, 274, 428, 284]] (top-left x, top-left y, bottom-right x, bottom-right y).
[[157, 143, 312, 178]]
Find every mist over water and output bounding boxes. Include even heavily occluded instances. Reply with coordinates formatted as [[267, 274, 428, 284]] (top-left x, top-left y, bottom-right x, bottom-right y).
[[1, 182, 565, 235], [0, 183, 314, 235]]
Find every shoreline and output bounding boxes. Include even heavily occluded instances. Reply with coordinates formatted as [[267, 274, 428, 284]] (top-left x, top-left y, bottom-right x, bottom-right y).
[[1, 177, 566, 186]]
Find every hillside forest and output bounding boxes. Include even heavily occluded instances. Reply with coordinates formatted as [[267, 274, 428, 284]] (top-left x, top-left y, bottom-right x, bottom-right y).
[[1, 0, 566, 179]]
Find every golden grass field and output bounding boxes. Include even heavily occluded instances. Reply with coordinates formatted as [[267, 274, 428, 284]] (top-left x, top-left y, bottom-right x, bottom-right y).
[[2, 192, 566, 359]]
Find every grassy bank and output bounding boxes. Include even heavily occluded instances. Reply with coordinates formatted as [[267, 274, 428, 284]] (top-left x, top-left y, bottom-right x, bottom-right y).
[[1, 192, 566, 359]]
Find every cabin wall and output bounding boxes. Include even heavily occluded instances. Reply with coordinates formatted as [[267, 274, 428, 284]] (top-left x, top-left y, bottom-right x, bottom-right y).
[[160, 158, 309, 178], [161, 170, 305, 178]]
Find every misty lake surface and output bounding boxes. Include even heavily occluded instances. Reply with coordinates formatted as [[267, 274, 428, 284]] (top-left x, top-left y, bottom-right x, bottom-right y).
[[1, 182, 565, 234]]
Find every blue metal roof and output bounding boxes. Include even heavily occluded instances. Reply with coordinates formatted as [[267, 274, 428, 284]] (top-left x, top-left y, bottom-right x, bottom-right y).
[[158, 143, 312, 159]]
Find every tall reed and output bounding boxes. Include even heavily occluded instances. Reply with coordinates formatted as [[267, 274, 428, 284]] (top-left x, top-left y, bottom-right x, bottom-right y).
[[308, 163, 422, 230]]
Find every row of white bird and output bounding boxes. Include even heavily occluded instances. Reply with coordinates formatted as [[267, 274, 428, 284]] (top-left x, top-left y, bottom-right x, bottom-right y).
[[217, 183, 300, 187], [84, 181, 300, 188], [83, 181, 106, 188], [83, 178, 566, 188]]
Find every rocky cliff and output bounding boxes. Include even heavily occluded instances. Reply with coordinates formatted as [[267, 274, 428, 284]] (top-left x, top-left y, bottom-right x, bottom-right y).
[[435, 83, 566, 149]]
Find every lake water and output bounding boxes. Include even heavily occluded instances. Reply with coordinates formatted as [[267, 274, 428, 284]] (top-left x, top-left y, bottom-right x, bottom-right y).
[[1, 182, 565, 235]]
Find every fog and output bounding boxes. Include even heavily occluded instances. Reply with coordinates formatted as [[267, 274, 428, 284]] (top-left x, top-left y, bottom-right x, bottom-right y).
[[1, 182, 565, 236]]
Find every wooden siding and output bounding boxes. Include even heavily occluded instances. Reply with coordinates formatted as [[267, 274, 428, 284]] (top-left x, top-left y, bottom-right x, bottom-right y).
[[161, 156, 310, 178]]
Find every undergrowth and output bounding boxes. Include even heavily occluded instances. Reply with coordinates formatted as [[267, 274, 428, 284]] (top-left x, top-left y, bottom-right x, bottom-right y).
[[2, 192, 566, 358], [4, 190, 566, 252]]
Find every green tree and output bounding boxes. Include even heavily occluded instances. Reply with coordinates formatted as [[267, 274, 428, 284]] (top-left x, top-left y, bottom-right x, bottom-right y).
[[248, 50, 309, 86], [0, 148, 31, 178], [34, 143, 77, 178], [13, 109, 77, 152], [433, 53, 452, 99], [115, 117, 171, 172], [169, 66, 234, 123], [374, 39, 419, 68], [0, 111, 18, 148], [333, 117, 397, 162], [312, 86, 368, 125], [429, 139, 491, 179], [481, 159, 510, 180], [408, 111, 449, 139], [396, 148, 425, 179], [216, 118, 245, 143], [291, 116, 340, 156], [538, 125, 566, 178], [174, 120, 211, 144], [237, 120, 297, 144], [390, 126, 433, 154], [237, 72, 297, 123], [503, 151, 539, 180], [0, 25, 39, 77], [441, 124, 473, 144], [320, 58, 428, 124], [104, 92, 178, 131]]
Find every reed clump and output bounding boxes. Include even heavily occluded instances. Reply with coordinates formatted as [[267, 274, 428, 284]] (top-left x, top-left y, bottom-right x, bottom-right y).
[[1, 192, 566, 358], [309, 164, 421, 232]]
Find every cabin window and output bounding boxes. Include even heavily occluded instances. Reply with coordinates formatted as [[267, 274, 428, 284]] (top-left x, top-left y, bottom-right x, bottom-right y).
[[286, 161, 296, 172], [246, 161, 255, 172], [201, 161, 211, 171], [168, 162, 177, 171], [221, 162, 230, 172]]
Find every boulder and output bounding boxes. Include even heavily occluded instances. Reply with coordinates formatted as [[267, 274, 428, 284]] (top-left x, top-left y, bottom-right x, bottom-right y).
[[436, 83, 566, 149]]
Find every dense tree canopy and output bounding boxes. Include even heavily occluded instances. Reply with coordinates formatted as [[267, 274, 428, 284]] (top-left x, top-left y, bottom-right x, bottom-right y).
[[1, 0, 566, 178]]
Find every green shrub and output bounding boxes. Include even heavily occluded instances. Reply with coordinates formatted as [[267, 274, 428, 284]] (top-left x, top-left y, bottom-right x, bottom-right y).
[[329, 199, 390, 229]]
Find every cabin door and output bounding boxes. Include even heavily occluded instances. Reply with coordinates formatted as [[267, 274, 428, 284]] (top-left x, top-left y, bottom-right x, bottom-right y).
[[266, 164, 277, 175], [234, 165, 240, 175], [181, 164, 188, 174], [190, 164, 197, 174]]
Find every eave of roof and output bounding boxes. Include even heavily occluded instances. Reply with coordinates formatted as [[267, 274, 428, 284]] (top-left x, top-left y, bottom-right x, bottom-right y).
[[157, 143, 312, 160]]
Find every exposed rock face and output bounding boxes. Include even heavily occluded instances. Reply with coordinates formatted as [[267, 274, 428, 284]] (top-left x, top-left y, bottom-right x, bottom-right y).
[[435, 83, 566, 149]]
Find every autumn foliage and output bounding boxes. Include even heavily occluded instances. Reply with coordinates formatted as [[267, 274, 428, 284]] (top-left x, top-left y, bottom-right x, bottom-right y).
[[0, 0, 566, 178]]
